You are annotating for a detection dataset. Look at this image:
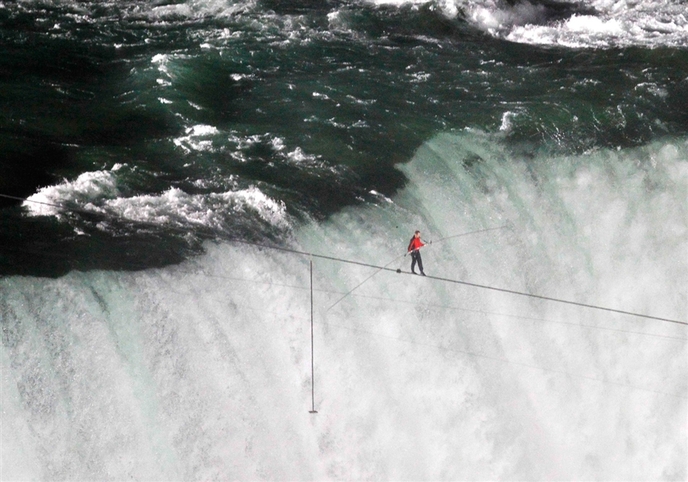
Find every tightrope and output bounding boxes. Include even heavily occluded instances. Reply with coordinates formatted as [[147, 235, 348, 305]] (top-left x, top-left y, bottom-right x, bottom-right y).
[[226, 238, 687, 326], [2, 192, 686, 326]]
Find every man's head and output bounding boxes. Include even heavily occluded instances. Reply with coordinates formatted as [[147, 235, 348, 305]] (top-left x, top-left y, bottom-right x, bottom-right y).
[[414, 230, 421, 237]]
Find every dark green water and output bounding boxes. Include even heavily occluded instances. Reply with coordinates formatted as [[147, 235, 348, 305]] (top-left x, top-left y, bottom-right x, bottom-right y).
[[1, 0, 687, 276], [2, 3, 687, 479]]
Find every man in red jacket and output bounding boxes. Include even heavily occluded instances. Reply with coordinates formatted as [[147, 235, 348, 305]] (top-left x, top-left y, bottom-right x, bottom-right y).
[[407, 230, 427, 276]]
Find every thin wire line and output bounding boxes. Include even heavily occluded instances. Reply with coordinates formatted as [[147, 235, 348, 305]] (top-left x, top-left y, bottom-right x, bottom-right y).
[[309, 259, 317, 413], [326, 226, 509, 311], [414, 271, 688, 326], [202, 240, 688, 326], [0, 193, 119, 218], [338, 292, 688, 342], [219, 241, 687, 326], [2, 192, 686, 326], [326, 252, 407, 311], [431, 225, 509, 244], [158, 269, 685, 342]]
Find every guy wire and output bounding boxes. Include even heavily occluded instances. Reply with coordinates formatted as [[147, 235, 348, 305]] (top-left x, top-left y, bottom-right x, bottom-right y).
[[326, 225, 509, 311]]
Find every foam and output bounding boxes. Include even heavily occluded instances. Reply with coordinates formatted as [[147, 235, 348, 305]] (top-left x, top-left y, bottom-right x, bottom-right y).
[[24, 165, 122, 217], [173, 124, 221, 153], [4, 133, 687, 479], [10, 0, 688, 49], [500, 0, 688, 48], [97, 186, 290, 231], [23, 166, 290, 232], [148, 0, 257, 20], [363, 0, 430, 5], [361, 0, 688, 48]]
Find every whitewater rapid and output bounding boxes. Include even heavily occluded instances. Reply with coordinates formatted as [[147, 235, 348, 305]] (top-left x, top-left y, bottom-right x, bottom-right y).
[[3, 132, 686, 479], [390, 0, 688, 48]]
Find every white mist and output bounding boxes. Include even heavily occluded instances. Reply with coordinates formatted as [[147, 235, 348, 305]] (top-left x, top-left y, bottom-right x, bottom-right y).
[[2, 133, 686, 480]]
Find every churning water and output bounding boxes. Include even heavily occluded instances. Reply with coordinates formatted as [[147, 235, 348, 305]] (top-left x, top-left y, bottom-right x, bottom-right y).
[[1, 0, 686, 479]]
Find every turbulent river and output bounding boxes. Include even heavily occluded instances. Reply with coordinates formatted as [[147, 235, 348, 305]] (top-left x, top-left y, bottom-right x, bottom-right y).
[[1, 0, 686, 479]]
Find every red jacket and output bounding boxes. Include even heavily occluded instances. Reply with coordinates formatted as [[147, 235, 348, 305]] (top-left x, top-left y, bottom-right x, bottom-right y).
[[408, 237, 425, 252]]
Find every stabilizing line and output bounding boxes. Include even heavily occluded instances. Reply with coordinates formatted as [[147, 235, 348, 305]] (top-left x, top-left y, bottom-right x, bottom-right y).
[[326, 252, 408, 312], [309, 258, 318, 414], [410, 271, 687, 326], [246, 243, 684, 326], [326, 225, 509, 312], [431, 225, 509, 245]]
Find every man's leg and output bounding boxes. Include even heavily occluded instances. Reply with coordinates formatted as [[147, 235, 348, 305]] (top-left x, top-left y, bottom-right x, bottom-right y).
[[417, 253, 425, 275], [411, 252, 418, 273]]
